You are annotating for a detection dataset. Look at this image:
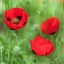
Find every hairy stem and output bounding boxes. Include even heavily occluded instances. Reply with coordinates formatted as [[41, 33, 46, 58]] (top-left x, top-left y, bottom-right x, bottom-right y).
[[1, 49, 2, 63]]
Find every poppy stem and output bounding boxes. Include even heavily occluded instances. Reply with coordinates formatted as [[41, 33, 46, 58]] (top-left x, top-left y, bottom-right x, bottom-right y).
[[4, 0, 10, 10], [1, 49, 2, 63], [7, 33, 18, 64], [46, 0, 49, 39], [55, 2, 64, 60], [7, 34, 12, 64], [15, 30, 19, 46], [11, 52, 14, 64], [10, 32, 19, 64]]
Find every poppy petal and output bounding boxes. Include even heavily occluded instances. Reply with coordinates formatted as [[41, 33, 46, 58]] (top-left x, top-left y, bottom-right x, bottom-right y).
[[30, 36, 54, 56], [40, 17, 60, 34]]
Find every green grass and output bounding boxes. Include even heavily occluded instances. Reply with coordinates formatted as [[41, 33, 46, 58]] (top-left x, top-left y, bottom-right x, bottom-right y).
[[0, 0, 64, 64]]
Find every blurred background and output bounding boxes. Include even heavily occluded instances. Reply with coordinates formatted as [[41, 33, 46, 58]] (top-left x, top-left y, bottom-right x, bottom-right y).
[[0, 0, 64, 64]]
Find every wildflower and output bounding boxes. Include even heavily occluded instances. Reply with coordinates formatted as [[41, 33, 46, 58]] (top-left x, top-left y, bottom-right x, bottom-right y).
[[3, 8, 28, 30], [30, 36, 54, 56], [40, 17, 60, 35]]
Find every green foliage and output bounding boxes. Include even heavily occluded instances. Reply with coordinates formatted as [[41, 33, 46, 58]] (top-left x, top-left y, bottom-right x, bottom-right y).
[[0, 0, 64, 64]]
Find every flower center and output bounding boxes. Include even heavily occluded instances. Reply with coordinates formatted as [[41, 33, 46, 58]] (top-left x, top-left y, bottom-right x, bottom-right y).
[[12, 18, 20, 24]]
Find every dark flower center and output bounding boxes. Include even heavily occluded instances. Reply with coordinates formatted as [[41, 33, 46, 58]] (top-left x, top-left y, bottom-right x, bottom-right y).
[[12, 16, 22, 24], [12, 18, 20, 24], [7, 16, 22, 24], [7, 18, 11, 21], [16, 16, 22, 20]]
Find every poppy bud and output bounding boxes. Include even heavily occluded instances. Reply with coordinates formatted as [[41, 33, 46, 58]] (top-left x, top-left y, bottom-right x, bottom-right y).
[[33, 24, 40, 34], [13, 46, 20, 54]]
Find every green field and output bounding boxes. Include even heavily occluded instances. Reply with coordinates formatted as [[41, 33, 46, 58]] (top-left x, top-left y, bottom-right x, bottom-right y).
[[0, 0, 64, 64]]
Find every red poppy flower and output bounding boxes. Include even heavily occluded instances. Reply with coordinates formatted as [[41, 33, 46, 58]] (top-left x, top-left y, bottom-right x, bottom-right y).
[[40, 17, 60, 35], [3, 8, 28, 30], [30, 36, 54, 56]]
